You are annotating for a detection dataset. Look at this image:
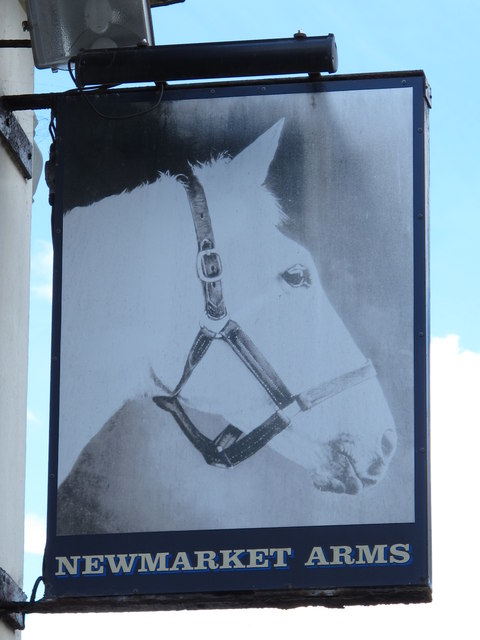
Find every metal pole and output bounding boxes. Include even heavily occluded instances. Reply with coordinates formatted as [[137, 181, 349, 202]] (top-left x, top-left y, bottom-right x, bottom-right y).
[[0, 0, 34, 635]]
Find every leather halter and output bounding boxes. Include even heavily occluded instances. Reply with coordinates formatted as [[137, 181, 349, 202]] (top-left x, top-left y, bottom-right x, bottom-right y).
[[153, 172, 376, 468]]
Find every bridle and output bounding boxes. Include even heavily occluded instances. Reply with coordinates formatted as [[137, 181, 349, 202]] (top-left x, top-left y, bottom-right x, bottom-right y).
[[153, 171, 376, 468]]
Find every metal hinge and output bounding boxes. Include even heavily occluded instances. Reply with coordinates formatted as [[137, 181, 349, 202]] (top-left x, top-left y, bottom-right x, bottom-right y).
[[0, 103, 33, 179], [0, 567, 26, 631]]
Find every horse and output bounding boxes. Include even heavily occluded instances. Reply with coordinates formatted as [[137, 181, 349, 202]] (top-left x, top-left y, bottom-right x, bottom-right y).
[[56, 119, 397, 534]]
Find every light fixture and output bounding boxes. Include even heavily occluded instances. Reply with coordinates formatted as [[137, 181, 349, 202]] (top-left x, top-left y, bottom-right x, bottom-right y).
[[74, 34, 338, 87], [25, 0, 156, 70]]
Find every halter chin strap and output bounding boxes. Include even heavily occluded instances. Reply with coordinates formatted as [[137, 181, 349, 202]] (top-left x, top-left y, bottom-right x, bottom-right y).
[[153, 172, 377, 468]]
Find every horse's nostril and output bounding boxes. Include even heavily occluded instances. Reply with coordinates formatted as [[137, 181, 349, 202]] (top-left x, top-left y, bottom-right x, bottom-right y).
[[367, 458, 384, 477], [366, 429, 397, 478], [381, 429, 397, 457]]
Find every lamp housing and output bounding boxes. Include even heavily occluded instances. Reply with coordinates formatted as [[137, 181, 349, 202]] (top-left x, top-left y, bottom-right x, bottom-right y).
[[25, 0, 155, 70], [74, 35, 338, 87]]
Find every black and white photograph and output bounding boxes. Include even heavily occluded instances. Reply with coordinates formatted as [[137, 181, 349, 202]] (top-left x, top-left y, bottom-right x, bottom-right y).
[[51, 79, 418, 536]]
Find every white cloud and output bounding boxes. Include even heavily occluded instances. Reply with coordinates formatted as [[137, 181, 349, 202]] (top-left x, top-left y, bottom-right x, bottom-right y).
[[431, 334, 480, 422], [26, 408, 46, 437], [21, 336, 480, 639], [429, 335, 480, 593], [30, 239, 53, 302], [26, 408, 41, 426], [24, 513, 46, 555], [31, 283, 54, 301]]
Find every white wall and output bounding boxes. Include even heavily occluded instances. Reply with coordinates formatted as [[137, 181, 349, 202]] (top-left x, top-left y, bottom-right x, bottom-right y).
[[0, 0, 34, 637]]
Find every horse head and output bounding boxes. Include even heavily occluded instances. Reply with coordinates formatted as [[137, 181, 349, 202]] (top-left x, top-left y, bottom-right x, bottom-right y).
[[150, 119, 397, 494]]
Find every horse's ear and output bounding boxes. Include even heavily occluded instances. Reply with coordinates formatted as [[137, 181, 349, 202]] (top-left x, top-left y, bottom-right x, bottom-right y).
[[229, 118, 285, 185]]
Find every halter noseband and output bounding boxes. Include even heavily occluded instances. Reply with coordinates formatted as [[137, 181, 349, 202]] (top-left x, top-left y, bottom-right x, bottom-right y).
[[153, 171, 376, 468]]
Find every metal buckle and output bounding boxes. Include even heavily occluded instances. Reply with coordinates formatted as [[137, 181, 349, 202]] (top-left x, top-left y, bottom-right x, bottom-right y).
[[199, 312, 229, 337], [196, 248, 223, 283]]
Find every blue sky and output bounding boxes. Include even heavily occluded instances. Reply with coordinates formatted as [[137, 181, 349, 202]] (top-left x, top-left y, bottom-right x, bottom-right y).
[[22, 1, 479, 638]]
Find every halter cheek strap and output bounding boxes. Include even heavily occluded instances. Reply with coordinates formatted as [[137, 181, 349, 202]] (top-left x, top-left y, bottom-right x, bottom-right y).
[[153, 171, 377, 468], [187, 172, 227, 322]]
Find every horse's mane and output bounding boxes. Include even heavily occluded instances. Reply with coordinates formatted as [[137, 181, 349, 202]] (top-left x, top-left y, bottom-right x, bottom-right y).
[[65, 153, 289, 234]]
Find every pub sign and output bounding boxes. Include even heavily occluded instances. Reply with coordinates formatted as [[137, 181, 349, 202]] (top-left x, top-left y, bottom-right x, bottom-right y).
[[43, 71, 431, 608]]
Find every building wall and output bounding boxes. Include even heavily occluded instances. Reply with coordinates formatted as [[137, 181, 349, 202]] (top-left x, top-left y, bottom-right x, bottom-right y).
[[0, 0, 34, 637]]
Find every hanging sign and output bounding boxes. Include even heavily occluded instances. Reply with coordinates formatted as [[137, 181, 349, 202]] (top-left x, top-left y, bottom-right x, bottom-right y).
[[44, 71, 431, 609]]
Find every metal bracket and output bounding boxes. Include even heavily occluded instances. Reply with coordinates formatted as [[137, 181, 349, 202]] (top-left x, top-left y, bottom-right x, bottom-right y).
[[0, 104, 33, 179], [0, 567, 26, 631], [0, 40, 32, 48], [424, 79, 432, 109]]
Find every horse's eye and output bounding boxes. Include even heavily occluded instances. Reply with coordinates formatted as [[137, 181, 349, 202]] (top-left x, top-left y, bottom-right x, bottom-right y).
[[281, 264, 312, 288]]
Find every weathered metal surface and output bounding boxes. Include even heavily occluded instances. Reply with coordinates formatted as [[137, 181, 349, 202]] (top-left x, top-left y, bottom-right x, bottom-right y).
[[74, 34, 338, 86], [0, 105, 33, 179], [0, 92, 56, 111], [0, 567, 26, 630], [0, 585, 431, 616]]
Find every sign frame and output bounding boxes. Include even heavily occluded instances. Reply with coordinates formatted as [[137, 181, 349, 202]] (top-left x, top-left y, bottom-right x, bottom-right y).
[[42, 71, 431, 610]]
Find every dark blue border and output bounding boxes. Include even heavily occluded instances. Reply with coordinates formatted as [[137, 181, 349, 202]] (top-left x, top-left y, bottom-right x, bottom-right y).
[[44, 72, 430, 602]]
